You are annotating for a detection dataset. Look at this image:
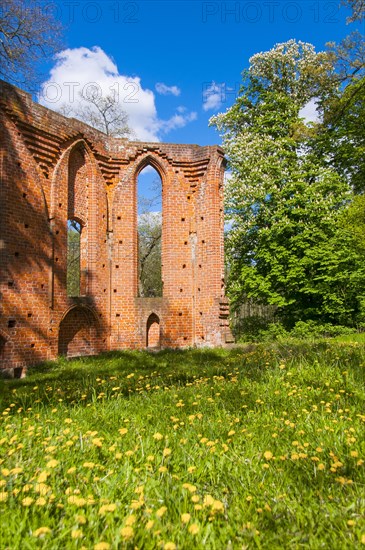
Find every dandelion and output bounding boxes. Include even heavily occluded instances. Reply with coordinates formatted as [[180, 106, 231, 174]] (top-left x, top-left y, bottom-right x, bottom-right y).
[[125, 515, 136, 526], [153, 432, 164, 441], [203, 495, 215, 507], [76, 515, 87, 524], [35, 497, 47, 506], [212, 499, 224, 513], [163, 447, 172, 457], [33, 527, 51, 537], [46, 459, 59, 469], [22, 497, 34, 506], [99, 503, 117, 515], [156, 506, 167, 518], [92, 438, 103, 447], [71, 529, 83, 539], [37, 471, 49, 483], [181, 513, 191, 524], [94, 543, 110, 550], [164, 543, 176, 550], [67, 467, 76, 474], [120, 526, 134, 540], [263, 451, 273, 460], [159, 466, 168, 473], [0, 492, 8, 502], [119, 428, 128, 435], [146, 520, 154, 530], [189, 524, 200, 535]]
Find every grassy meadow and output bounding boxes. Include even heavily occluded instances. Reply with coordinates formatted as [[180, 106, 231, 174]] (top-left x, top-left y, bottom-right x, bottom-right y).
[[0, 342, 364, 549]]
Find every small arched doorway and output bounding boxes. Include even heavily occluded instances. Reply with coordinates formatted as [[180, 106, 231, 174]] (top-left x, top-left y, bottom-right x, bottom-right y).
[[146, 313, 160, 348], [58, 306, 99, 358]]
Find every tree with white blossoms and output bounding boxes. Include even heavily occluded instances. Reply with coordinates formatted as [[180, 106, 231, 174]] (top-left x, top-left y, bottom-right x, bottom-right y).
[[211, 40, 365, 327]]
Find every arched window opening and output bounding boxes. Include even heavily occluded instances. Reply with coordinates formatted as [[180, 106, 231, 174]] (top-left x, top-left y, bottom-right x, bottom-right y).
[[146, 313, 160, 348], [137, 165, 162, 297], [67, 219, 82, 297], [0, 335, 6, 365]]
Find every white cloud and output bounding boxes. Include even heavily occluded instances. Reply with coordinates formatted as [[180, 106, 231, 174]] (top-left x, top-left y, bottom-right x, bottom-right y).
[[203, 82, 224, 111], [38, 47, 195, 141], [299, 98, 321, 124], [155, 82, 181, 96]]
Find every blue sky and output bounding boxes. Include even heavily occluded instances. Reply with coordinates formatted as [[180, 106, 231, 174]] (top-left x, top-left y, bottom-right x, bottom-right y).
[[37, 0, 359, 147]]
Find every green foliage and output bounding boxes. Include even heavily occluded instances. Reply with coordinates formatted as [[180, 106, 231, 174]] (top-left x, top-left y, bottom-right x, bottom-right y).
[[212, 40, 365, 327], [0, 346, 364, 548]]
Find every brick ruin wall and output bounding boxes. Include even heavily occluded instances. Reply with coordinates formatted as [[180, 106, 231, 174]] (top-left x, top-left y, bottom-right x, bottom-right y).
[[0, 80, 233, 372]]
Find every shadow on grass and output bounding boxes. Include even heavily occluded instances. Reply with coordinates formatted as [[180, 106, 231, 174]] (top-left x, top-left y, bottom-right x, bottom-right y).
[[0, 348, 254, 410]]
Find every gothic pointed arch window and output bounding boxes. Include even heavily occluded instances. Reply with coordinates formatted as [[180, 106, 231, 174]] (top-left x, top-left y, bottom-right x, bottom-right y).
[[137, 163, 162, 297], [67, 144, 90, 297]]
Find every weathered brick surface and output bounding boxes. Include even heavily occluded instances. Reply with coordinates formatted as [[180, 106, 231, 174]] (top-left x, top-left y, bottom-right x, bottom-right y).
[[0, 80, 233, 370]]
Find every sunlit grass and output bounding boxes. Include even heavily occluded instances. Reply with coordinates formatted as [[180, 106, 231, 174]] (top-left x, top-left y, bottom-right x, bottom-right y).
[[0, 344, 364, 549]]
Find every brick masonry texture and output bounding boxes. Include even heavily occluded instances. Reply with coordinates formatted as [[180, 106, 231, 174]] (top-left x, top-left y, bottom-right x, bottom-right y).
[[0, 80, 234, 371]]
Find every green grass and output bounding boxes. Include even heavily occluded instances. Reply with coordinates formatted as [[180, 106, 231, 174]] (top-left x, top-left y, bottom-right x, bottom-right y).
[[0, 343, 364, 549]]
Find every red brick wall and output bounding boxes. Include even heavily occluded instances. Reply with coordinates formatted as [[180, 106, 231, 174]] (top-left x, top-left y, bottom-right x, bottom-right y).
[[0, 80, 233, 371]]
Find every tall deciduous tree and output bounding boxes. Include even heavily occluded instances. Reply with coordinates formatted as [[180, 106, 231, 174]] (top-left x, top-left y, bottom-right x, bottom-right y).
[[211, 40, 365, 326], [0, 0, 63, 89]]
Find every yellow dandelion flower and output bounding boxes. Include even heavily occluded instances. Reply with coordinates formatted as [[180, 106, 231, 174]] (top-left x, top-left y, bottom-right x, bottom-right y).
[[182, 483, 196, 493], [263, 451, 273, 461], [99, 503, 117, 515], [130, 499, 144, 510], [156, 506, 167, 518], [153, 432, 163, 441], [115, 452, 122, 459], [120, 526, 134, 540], [64, 418, 73, 424], [76, 514, 87, 524], [118, 428, 128, 435], [348, 520, 356, 526], [188, 523, 200, 535], [350, 450, 359, 458], [187, 466, 196, 473], [317, 463, 325, 471], [191, 495, 200, 503], [71, 529, 83, 539], [125, 515, 136, 526], [67, 467, 76, 474], [33, 527, 51, 537], [159, 466, 168, 473], [92, 438, 103, 448], [0, 492, 8, 502], [35, 497, 47, 506], [22, 497, 34, 507], [246, 495, 253, 502], [94, 543, 110, 550], [46, 459, 59, 469], [181, 513, 191, 524], [203, 495, 214, 507], [67, 496, 86, 507], [194, 504, 202, 510], [37, 471, 49, 483], [163, 448, 172, 457], [1, 468, 10, 477], [83, 462, 95, 469], [212, 499, 224, 513], [164, 543, 176, 550], [125, 450, 134, 457], [10, 467, 23, 475]]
